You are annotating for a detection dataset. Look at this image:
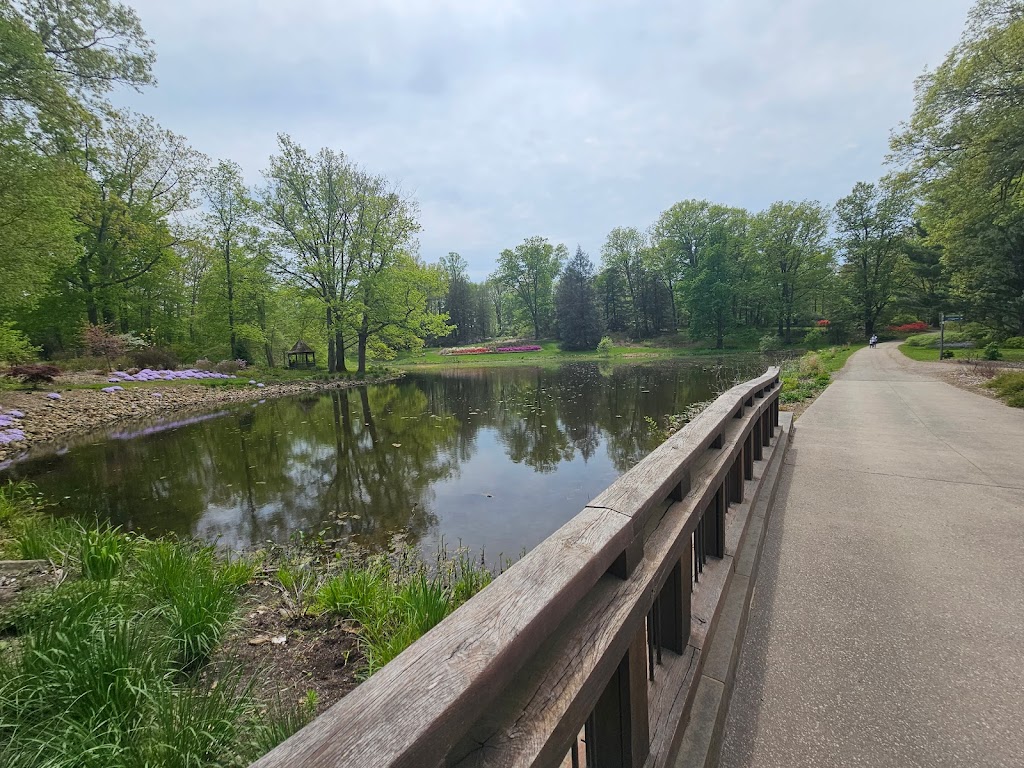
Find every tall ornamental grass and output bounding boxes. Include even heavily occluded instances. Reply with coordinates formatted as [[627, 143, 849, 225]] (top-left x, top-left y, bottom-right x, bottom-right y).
[[0, 502, 304, 768], [313, 544, 494, 675]]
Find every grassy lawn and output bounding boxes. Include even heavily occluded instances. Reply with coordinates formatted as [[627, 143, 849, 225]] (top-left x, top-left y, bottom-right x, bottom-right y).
[[899, 343, 1024, 363], [392, 336, 795, 369]]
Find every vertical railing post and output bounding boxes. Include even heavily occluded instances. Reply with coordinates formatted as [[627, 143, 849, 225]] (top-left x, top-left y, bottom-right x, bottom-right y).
[[744, 430, 754, 479], [731, 450, 744, 504], [752, 418, 763, 461], [591, 629, 650, 768], [762, 411, 771, 447], [658, 560, 688, 654], [703, 484, 726, 559]]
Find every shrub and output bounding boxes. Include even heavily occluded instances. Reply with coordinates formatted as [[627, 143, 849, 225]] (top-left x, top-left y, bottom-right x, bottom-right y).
[[888, 321, 930, 334], [962, 322, 994, 345], [81, 324, 128, 371], [6, 363, 60, 388], [985, 371, 1024, 407], [0, 322, 40, 365], [984, 342, 1003, 361], [194, 358, 214, 371], [803, 327, 827, 350], [597, 336, 613, 356], [758, 334, 782, 353], [905, 331, 971, 348], [214, 359, 245, 374], [130, 346, 179, 370], [1002, 336, 1024, 349]]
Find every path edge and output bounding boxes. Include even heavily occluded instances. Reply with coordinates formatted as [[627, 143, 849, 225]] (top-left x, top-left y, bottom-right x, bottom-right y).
[[671, 411, 793, 768]]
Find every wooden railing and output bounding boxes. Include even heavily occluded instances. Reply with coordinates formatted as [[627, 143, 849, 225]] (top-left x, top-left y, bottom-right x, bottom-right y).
[[252, 367, 782, 768]]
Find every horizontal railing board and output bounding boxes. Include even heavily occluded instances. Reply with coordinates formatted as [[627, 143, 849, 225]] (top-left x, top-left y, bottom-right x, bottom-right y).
[[451, 391, 778, 768], [586, 370, 778, 527], [252, 505, 635, 768], [251, 368, 781, 768]]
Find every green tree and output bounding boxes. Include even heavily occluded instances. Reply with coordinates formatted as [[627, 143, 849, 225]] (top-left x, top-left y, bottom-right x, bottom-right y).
[[892, 0, 1024, 334], [555, 246, 603, 350], [67, 111, 205, 328], [496, 236, 566, 339], [747, 201, 833, 343], [258, 135, 361, 372], [833, 181, 912, 338], [600, 227, 648, 338]]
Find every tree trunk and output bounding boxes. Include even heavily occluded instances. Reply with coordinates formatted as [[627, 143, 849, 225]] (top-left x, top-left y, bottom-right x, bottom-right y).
[[335, 328, 347, 372], [357, 313, 369, 375], [224, 240, 238, 360], [326, 306, 336, 372]]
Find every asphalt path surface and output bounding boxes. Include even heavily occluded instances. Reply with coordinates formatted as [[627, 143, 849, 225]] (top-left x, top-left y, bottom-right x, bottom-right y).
[[720, 343, 1024, 768]]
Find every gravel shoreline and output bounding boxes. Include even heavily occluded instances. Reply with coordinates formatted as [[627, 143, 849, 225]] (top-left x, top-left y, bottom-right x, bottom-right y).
[[0, 373, 401, 465]]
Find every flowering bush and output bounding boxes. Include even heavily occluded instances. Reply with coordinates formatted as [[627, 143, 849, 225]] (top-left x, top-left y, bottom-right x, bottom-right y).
[[816, 319, 830, 327], [496, 345, 542, 353], [889, 321, 929, 334], [0, 409, 26, 444], [441, 347, 492, 356], [107, 368, 237, 382]]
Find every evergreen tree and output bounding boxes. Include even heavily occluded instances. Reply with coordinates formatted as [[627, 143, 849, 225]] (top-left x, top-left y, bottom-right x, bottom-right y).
[[555, 246, 603, 351]]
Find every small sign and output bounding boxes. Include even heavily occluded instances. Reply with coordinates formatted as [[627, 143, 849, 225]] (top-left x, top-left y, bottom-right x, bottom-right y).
[[943, 315, 963, 322]]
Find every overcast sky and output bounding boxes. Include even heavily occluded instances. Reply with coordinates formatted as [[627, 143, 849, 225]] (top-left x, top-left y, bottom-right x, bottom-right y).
[[117, 0, 975, 281]]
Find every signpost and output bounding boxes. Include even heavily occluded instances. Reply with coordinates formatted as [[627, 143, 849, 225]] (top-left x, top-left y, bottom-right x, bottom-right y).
[[940, 313, 963, 360]]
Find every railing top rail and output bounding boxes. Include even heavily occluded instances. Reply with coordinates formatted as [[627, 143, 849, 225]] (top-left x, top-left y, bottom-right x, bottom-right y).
[[251, 367, 781, 768]]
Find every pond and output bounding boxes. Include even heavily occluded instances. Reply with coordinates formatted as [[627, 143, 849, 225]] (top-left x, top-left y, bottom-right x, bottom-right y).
[[4, 359, 768, 561]]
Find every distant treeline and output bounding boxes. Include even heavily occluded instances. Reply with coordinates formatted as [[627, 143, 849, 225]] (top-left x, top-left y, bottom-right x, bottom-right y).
[[1, 0, 1022, 369]]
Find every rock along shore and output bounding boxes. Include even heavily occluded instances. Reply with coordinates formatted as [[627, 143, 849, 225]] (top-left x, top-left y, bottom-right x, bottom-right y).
[[0, 372, 402, 466]]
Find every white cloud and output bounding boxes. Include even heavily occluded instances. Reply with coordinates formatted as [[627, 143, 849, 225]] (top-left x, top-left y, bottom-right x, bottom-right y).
[[118, 0, 976, 276]]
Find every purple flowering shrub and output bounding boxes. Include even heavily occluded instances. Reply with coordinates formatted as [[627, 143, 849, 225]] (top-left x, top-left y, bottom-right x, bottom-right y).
[[496, 345, 542, 353]]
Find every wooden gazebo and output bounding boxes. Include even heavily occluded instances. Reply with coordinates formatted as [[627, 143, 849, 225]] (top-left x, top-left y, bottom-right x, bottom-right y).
[[286, 340, 316, 369]]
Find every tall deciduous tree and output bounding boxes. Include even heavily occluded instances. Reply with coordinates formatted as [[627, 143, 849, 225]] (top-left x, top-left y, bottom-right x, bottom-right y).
[[600, 227, 648, 338], [69, 111, 206, 326], [833, 181, 912, 338], [496, 236, 566, 339], [892, 0, 1024, 334], [747, 201, 833, 343], [259, 135, 361, 372], [203, 160, 255, 360]]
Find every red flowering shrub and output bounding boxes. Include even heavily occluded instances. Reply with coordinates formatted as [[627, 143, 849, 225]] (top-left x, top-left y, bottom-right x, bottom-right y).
[[816, 319, 830, 327], [889, 321, 930, 334]]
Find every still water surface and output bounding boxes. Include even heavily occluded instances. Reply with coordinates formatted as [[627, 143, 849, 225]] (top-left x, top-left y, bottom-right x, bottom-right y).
[[6, 360, 765, 560]]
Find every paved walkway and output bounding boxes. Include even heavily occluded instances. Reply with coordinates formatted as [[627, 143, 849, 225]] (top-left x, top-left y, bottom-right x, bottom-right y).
[[720, 343, 1024, 768]]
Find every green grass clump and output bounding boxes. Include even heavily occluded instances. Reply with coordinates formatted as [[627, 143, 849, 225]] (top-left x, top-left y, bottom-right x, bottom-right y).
[[0, 576, 287, 768], [134, 539, 253, 670], [985, 371, 1024, 407], [0, 494, 304, 768], [780, 346, 862, 404], [313, 545, 494, 676]]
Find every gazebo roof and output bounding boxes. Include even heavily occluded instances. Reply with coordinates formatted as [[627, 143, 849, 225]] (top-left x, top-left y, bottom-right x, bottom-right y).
[[288, 340, 315, 354]]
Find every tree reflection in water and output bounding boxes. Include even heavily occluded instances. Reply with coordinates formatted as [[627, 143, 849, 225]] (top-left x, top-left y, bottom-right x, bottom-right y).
[[6, 360, 763, 560]]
